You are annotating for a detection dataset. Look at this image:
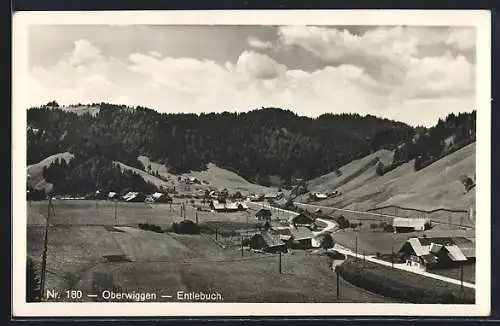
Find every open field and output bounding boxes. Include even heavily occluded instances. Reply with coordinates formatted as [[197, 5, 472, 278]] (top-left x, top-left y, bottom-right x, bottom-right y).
[[307, 143, 475, 214], [27, 200, 396, 303], [336, 258, 475, 304], [28, 200, 258, 229]]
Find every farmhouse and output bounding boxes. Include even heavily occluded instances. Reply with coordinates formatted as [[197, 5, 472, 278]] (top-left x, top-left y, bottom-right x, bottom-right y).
[[310, 192, 328, 200], [289, 213, 315, 228], [107, 191, 118, 200], [249, 194, 265, 202], [398, 236, 475, 271], [122, 191, 146, 202], [392, 217, 430, 233], [264, 192, 283, 200], [146, 192, 172, 204], [289, 227, 314, 249], [210, 200, 240, 212], [249, 232, 287, 253], [255, 209, 272, 221]]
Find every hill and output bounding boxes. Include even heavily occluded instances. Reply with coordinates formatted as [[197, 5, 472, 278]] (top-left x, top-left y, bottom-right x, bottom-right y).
[[27, 102, 413, 194], [306, 142, 475, 212], [118, 158, 273, 194], [27, 152, 74, 192]]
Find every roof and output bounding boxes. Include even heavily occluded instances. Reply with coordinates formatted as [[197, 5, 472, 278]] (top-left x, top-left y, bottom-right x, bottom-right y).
[[445, 245, 468, 262], [152, 192, 164, 199], [451, 237, 476, 258], [211, 200, 226, 210], [225, 202, 239, 210], [290, 226, 313, 240], [392, 217, 428, 228], [289, 213, 315, 224], [407, 237, 429, 256], [421, 254, 439, 265], [260, 232, 285, 247]]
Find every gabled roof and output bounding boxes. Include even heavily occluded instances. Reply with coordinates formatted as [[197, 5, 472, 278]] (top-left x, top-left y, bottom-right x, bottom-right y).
[[225, 202, 239, 210], [260, 232, 285, 247], [407, 237, 429, 256], [290, 226, 313, 240], [445, 244, 468, 262]]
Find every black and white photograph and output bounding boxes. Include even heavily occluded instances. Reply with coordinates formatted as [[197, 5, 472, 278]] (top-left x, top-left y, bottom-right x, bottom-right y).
[[12, 10, 491, 317]]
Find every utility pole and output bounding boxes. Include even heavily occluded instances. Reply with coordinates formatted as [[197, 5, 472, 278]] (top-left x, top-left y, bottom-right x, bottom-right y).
[[391, 246, 394, 268], [241, 234, 244, 257], [215, 228, 218, 241], [336, 271, 340, 301], [279, 251, 282, 274], [195, 211, 198, 225], [40, 197, 52, 301], [114, 200, 117, 222], [363, 250, 366, 267], [460, 264, 464, 298], [355, 233, 358, 258]]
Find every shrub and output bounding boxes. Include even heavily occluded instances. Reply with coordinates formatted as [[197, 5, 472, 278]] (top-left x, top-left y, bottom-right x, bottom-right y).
[[370, 223, 378, 230], [138, 223, 163, 233], [171, 220, 200, 234]]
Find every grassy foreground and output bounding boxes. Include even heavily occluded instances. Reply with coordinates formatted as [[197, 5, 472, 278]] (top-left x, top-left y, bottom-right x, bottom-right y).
[[336, 258, 475, 304]]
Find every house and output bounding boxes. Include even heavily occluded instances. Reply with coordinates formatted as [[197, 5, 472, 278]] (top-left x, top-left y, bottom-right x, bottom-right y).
[[224, 202, 240, 212], [398, 236, 475, 271], [289, 226, 314, 248], [264, 192, 283, 200], [249, 232, 287, 253], [237, 202, 248, 210], [249, 194, 265, 202], [122, 191, 146, 202], [210, 200, 226, 212], [107, 191, 118, 200], [392, 217, 430, 233], [310, 192, 328, 200], [289, 213, 315, 228], [210, 200, 240, 212], [255, 209, 272, 221]]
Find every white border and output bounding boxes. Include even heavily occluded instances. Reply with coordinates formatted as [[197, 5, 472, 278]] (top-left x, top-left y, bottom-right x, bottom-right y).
[[12, 10, 491, 317]]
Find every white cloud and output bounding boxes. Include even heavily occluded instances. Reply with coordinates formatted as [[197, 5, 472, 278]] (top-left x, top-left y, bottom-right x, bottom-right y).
[[247, 36, 273, 50], [28, 37, 475, 127]]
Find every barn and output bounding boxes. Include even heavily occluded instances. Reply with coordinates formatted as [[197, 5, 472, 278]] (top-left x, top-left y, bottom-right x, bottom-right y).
[[289, 227, 314, 249], [249, 232, 287, 253], [392, 217, 430, 233]]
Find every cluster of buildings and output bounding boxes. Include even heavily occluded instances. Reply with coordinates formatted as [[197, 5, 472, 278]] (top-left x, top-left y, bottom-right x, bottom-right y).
[[248, 209, 326, 253], [398, 236, 475, 271], [105, 191, 173, 203]]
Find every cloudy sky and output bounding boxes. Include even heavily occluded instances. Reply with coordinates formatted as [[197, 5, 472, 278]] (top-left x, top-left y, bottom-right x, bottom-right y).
[[28, 25, 476, 127]]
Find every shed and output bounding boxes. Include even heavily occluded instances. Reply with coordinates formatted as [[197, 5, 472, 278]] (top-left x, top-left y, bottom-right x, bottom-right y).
[[249, 232, 287, 253]]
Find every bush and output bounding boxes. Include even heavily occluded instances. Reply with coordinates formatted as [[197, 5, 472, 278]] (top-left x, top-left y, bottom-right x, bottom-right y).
[[171, 220, 200, 234], [138, 223, 163, 233], [370, 223, 378, 230], [336, 215, 350, 229]]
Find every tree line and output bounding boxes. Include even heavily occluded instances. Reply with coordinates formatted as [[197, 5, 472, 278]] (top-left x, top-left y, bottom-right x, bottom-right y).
[[27, 101, 473, 195]]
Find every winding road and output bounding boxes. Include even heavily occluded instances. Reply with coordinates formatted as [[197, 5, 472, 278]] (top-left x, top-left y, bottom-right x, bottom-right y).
[[246, 200, 475, 290]]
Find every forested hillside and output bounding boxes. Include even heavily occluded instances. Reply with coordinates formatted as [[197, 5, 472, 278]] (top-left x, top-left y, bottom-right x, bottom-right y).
[[27, 102, 414, 195]]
